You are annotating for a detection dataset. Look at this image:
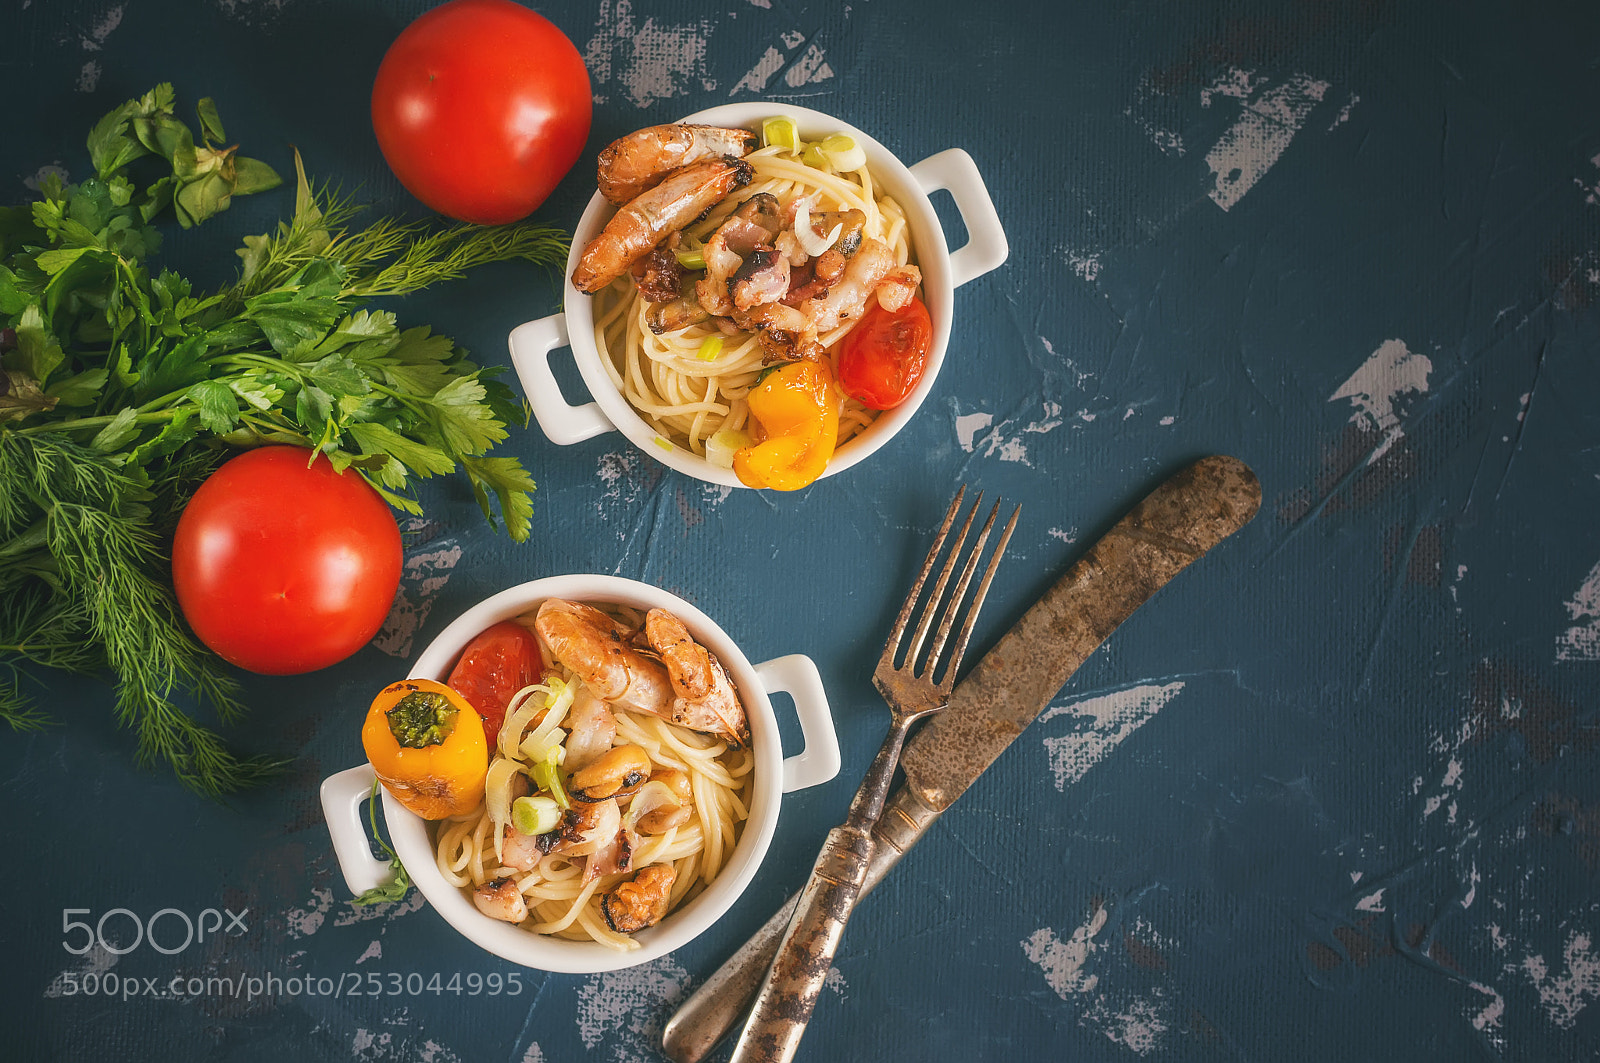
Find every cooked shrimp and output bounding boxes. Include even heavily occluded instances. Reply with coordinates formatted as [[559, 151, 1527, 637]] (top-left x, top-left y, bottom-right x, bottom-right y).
[[799, 237, 897, 332], [563, 688, 617, 772], [573, 158, 754, 294], [534, 599, 751, 747], [875, 264, 924, 313], [597, 124, 759, 205], [645, 608, 751, 747], [500, 827, 543, 872], [534, 599, 675, 707], [473, 878, 528, 923]]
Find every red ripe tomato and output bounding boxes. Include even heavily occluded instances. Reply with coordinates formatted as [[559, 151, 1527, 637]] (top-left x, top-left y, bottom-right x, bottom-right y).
[[171, 447, 402, 676], [370, 0, 592, 224], [836, 295, 935, 410], [446, 621, 545, 739]]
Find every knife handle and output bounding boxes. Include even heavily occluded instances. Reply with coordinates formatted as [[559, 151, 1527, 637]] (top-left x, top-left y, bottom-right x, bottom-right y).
[[661, 787, 942, 1063]]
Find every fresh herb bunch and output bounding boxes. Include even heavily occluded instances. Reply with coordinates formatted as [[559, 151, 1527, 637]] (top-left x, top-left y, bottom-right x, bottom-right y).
[[0, 85, 567, 796]]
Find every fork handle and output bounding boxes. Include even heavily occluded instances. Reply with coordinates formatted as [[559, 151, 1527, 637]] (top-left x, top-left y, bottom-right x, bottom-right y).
[[725, 824, 875, 1063]]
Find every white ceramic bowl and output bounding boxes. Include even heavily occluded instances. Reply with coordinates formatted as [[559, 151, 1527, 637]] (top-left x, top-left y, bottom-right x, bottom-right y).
[[321, 574, 840, 973], [509, 102, 1009, 487]]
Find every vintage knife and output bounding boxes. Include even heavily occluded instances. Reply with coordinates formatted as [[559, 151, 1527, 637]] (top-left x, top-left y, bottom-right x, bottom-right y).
[[660, 454, 1261, 1063]]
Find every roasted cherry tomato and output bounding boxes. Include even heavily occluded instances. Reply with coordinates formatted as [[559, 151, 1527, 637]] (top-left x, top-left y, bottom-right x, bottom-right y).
[[446, 620, 544, 739], [371, 0, 592, 224], [836, 295, 934, 410], [171, 446, 402, 675]]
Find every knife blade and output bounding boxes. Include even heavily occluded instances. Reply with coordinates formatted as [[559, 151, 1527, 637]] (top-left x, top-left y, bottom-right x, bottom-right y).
[[660, 455, 1261, 1063]]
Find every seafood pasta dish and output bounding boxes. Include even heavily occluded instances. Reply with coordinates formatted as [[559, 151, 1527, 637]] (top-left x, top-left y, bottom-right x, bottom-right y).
[[571, 118, 930, 491], [434, 600, 753, 951]]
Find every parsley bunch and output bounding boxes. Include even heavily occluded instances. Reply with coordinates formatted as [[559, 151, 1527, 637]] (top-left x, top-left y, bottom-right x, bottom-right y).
[[0, 85, 567, 795]]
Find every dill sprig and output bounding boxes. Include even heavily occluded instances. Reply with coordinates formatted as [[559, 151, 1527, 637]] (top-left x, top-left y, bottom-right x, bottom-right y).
[[228, 154, 567, 305], [0, 435, 286, 794], [0, 84, 569, 796]]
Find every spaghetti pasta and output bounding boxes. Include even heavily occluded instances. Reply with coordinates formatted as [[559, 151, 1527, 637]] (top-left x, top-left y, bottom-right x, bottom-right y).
[[435, 606, 755, 951], [591, 133, 918, 462]]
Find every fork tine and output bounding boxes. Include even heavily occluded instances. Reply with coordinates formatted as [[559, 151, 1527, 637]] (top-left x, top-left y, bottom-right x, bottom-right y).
[[880, 486, 966, 668], [919, 498, 1002, 681], [903, 492, 983, 674], [930, 502, 1020, 689]]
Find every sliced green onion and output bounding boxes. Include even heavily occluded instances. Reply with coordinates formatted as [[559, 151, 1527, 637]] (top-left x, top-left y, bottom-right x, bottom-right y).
[[512, 795, 563, 836], [762, 116, 801, 153], [801, 143, 828, 169], [696, 335, 724, 361], [654, 435, 674, 451], [820, 134, 866, 171], [704, 427, 752, 469], [531, 745, 571, 810], [675, 246, 706, 270]]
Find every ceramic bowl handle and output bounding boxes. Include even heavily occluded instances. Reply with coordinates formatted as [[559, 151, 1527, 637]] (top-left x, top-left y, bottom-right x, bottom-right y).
[[508, 312, 616, 445], [755, 655, 841, 794], [319, 764, 393, 898], [909, 148, 1009, 288]]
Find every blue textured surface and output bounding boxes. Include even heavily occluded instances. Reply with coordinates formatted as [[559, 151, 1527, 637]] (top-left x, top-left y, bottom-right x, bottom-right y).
[[5, 0, 1600, 1059]]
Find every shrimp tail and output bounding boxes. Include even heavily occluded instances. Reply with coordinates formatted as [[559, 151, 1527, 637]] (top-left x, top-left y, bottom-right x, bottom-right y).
[[572, 157, 754, 294], [596, 124, 760, 205], [645, 608, 751, 749]]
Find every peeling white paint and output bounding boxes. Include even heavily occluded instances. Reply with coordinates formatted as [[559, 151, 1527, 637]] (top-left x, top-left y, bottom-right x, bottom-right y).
[[23, 164, 70, 192], [286, 887, 334, 938], [1555, 558, 1600, 661], [575, 957, 691, 1060], [1039, 682, 1184, 791], [783, 43, 833, 88], [76, 61, 101, 93], [1205, 73, 1330, 211], [373, 540, 462, 658], [1066, 249, 1102, 282], [80, 5, 123, 50], [1522, 931, 1600, 1029], [1200, 67, 1265, 109], [732, 45, 786, 95], [43, 944, 118, 998], [1356, 888, 1386, 913], [1467, 981, 1506, 1051], [520, 1044, 547, 1063], [357, 939, 382, 963], [416, 1041, 463, 1063], [1330, 338, 1432, 464], [954, 412, 993, 451], [1328, 93, 1360, 131], [582, 0, 714, 108], [1022, 904, 1108, 998], [953, 401, 1063, 465], [1082, 990, 1170, 1056]]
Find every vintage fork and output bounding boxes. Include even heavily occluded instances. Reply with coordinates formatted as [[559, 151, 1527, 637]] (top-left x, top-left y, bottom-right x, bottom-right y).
[[726, 487, 1019, 1063]]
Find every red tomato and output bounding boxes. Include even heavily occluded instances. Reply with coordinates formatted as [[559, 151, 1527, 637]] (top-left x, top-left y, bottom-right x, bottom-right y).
[[836, 295, 935, 410], [446, 621, 545, 738], [171, 447, 402, 676], [370, 0, 592, 224]]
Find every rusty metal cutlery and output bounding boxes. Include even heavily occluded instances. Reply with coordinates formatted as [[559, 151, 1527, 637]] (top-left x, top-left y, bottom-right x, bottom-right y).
[[725, 488, 1018, 1063]]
